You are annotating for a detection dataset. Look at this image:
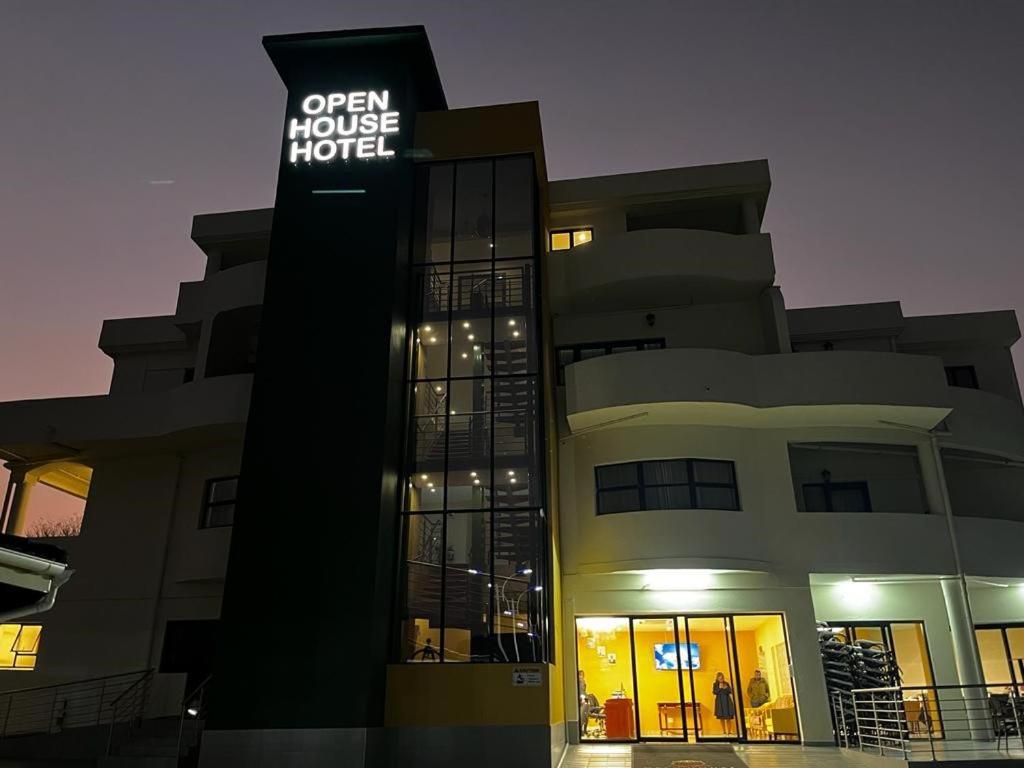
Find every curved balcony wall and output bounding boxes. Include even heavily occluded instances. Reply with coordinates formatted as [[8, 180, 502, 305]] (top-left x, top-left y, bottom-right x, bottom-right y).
[[548, 228, 775, 313], [174, 259, 267, 326], [941, 385, 1024, 459], [565, 348, 953, 432], [956, 517, 1024, 579], [0, 375, 252, 460]]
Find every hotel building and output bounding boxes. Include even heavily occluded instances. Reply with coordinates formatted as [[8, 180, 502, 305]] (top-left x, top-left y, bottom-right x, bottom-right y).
[[0, 25, 1022, 768]]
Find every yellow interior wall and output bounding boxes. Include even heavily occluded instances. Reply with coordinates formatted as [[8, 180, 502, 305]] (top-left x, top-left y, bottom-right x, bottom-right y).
[[386, 663, 552, 726]]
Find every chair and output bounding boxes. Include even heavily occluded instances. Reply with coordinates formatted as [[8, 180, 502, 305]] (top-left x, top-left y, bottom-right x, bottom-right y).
[[583, 693, 606, 738], [990, 694, 1021, 750]]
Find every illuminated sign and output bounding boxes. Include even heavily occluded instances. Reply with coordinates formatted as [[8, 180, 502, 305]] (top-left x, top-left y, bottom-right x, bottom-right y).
[[287, 90, 399, 163]]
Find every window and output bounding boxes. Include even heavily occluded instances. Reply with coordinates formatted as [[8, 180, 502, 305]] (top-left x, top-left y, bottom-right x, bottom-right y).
[[595, 459, 739, 515], [0, 624, 41, 670], [801, 481, 872, 513], [945, 365, 979, 389], [975, 623, 1024, 695], [789, 443, 928, 514], [555, 339, 665, 385], [550, 228, 593, 251], [201, 477, 238, 528]]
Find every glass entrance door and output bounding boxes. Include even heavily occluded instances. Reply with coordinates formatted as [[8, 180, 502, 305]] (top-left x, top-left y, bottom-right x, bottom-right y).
[[631, 617, 688, 740], [683, 616, 740, 740], [575, 613, 799, 744]]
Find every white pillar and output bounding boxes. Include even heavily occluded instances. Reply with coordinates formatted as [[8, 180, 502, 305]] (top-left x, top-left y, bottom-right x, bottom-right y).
[[5, 474, 36, 536]]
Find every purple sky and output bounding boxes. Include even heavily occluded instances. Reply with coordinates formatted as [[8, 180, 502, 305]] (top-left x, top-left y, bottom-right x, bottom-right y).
[[2, 1, 1023, 406]]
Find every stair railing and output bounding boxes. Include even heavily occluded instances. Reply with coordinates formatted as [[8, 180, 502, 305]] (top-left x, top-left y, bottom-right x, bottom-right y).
[[105, 668, 153, 755], [177, 674, 213, 759]]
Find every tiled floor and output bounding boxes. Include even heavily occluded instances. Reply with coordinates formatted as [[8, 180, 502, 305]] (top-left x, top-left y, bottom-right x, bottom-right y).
[[561, 743, 907, 768]]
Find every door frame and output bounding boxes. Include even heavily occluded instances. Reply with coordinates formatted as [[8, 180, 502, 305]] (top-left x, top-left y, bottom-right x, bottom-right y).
[[575, 612, 801, 745]]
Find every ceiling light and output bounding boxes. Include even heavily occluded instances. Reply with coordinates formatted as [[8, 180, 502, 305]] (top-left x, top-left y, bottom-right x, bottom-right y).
[[473, 345, 480, 351], [512, 330, 520, 337], [533, 585, 543, 592], [424, 325, 432, 333], [508, 319, 516, 326], [473, 479, 480, 485], [451, 409, 457, 415], [420, 474, 428, 481], [462, 322, 471, 329], [429, 336, 437, 343], [510, 477, 517, 484], [429, 488, 436, 493], [461, 352, 468, 359], [470, 471, 478, 477], [641, 569, 714, 591], [467, 334, 475, 341], [468, 568, 479, 575], [520, 568, 533, 575], [435, 386, 443, 393], [507, 470, 515, 476], [426, 481, 434, 488]]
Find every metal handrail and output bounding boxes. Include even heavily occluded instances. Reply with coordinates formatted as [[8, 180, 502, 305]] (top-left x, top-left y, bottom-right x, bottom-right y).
[[105, 669, 153, 755], [0, 669, 151, 741], [176, 674, 213, 759], [846, 682, 1024, 762]]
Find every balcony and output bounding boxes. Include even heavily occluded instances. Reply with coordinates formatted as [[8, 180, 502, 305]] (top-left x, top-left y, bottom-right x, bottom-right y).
[[565, 348, 953, 432], [941, 385, 1024, 458], [547, 228, 774, 313]]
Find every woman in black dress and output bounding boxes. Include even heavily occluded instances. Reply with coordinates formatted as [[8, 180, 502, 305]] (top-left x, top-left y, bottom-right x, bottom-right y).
[[713, 672, 736, 735]]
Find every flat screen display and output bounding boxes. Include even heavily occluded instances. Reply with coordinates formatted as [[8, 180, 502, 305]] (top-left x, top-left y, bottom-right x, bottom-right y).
[[654, 642, 700, 670]]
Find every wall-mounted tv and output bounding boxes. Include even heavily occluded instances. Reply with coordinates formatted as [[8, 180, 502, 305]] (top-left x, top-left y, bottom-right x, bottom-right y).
[[654, 642, 700, 670]]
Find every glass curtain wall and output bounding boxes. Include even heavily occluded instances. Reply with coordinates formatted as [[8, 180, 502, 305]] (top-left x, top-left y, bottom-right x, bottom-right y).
[[399, 156, 546, 663]]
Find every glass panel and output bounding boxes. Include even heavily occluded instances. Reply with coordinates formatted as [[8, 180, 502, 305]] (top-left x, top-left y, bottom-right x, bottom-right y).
[[205, 504, 235, 527], [685, 616, 738, 739], [852, 626, 885, 645], [801, 484, 827, 511], [406, 383, 447, 512], [494, 509, 543, 662], [12, 625, 41, 654], [576, 617, 636, 740], [413, 163, 454, 264], [976, 628, 1013, 692], [550, 232, 571, 251], [692, 461, 734, 485], [446, 379, 491, 510], [494, 156, 534, 260], [598, 488, 642, 515], [1006, 628, 1024, 685], [453, 160, 493, 262], [401, 514, 444, 661], [890, 623, 942, 738], [493, 465, 535, 508], [733, 615, 798, 742], [208, 478, 238, 503], [633, 618, 686, 739], [643, 461, 688, 485], [572, 229, 593, 246], [597, 464, 639, 489], [695, 486, 738, 511], [494, 377, 538, 462], [645, 485, 690, 510], [493, 261, 537, 375], [443, 512, 490, 662], [831, 486, 871, 512]]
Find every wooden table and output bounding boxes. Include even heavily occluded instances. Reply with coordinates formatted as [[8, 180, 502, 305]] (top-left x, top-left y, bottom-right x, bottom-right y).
[[657, 701, 702, 736], [604, 697, 636, 739]]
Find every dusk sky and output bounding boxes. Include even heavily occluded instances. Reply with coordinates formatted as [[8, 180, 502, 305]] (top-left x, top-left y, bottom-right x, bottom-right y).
[[2, 0, 1024, 406]]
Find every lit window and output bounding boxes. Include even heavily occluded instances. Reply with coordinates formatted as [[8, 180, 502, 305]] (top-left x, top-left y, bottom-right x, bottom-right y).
[[550, 229, 593, 251], [550, 232, 571, 251], [0, 624, 41, 670], [201, 476, 238, 528]]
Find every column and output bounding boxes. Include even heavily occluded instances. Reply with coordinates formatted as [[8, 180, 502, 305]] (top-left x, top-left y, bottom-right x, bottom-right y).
[[942, 578, 991, 740], [5, 473, 37, 536]]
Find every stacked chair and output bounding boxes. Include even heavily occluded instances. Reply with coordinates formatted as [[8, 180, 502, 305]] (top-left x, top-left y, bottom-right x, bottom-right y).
[[818, 623, 904, 747]]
